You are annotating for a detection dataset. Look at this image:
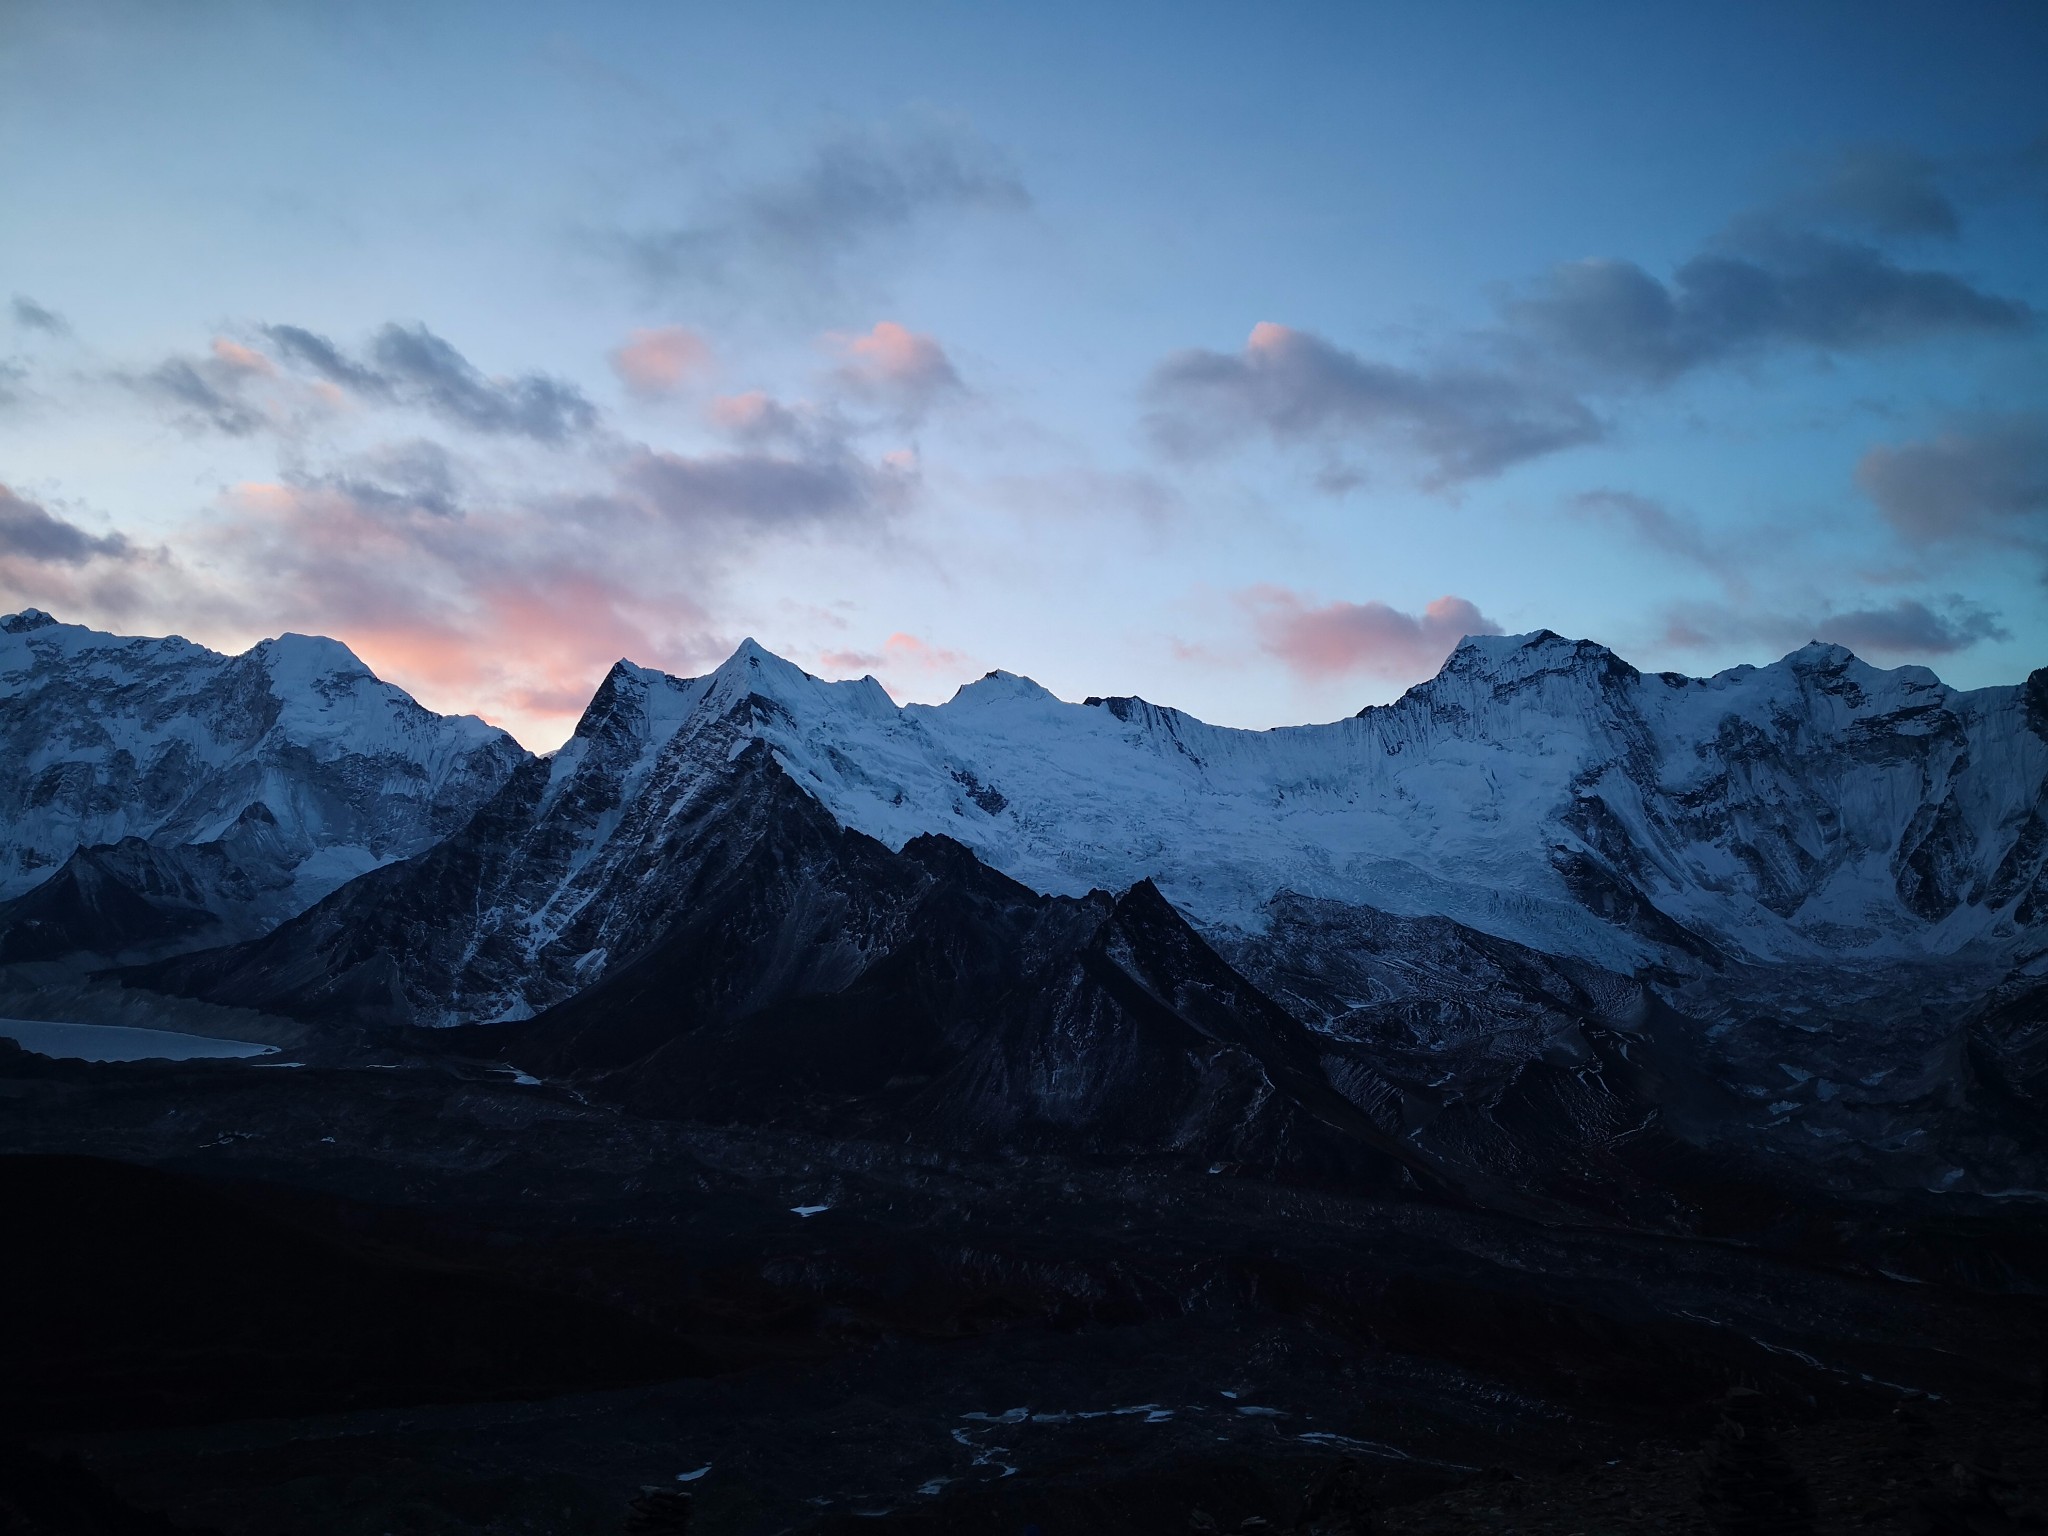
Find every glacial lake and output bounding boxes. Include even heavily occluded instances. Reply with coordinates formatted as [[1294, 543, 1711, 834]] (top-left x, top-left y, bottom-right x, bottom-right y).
[[0, 1018, 279, 1062]]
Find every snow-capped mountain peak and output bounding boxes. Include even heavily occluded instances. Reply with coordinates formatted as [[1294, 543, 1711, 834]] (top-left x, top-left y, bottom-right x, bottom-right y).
[[947, 669, 1062, 712], [0, 611, 529, 918]]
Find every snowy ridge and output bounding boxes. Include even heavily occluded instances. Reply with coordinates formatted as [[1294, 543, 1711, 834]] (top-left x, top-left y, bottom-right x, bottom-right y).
[[591, 630, 2047, 975], [12, 610, 2043, 1013], [0, 609, 529, 911], [112, 626, 2048, 1036]]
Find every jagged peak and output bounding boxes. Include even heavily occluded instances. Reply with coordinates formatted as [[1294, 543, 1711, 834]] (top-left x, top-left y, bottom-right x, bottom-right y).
[[1381, 631, 1637, 715], [1784, 639, 1859, 670], [1447, 629, 1624, 673], [1, 608, 59, 634], [703, 637, 898, 721], [706, 636, 822, 696], [251, 631, 373, 683], [568, 657, 693, 743], [943, 669, 1058, 709], [598, 656, 684, 691], [2025, 668, 2048, 742]]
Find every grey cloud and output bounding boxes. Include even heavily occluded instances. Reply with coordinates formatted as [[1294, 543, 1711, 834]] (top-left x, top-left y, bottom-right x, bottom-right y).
[[1662, 595, 2007, 660], [0, 485, 131, 565], [1572, 490, 1721, 568], [10, 296, 68, 334], [1855, 413, 2048, 558], [262, 323, 389, 394], [1814, 598, 2008, 656], [618, 121, 1027, 299], [620, 386, 914, 532], [1511, 239, 2029, 386], [134, 356, 265, 436], [1780, 146, 1961, 239], [1570, 488, 1753, 592], [368, 324, 597, 442], [707, 391, 817, 448], [625, 446, 902, 531], [1145, 322, 1601, 485], [1145, 140, 2036, 489], [257, 320, 598, 443], [294, 439, 465, 519]]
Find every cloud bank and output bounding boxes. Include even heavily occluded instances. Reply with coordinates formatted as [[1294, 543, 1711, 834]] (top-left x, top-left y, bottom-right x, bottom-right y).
[[1149, 323, 1600, 486], [1146, 149, 2035, 488], [1856, 413, 2048, 570]]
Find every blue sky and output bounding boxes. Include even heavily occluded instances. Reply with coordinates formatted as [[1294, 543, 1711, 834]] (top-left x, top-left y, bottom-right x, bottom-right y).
[[1, 0, 2043, 746]]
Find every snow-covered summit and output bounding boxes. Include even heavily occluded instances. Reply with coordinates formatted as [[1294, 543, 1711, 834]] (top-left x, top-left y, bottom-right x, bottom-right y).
[[0, 611, 529, 906]]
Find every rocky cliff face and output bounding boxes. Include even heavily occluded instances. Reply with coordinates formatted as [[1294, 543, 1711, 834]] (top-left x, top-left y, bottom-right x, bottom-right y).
[[0, 609, 529, 955]]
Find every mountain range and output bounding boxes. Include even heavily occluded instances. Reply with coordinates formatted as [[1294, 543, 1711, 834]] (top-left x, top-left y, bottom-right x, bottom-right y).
[[7, 608, 2047, 1207], [9, 605, 2048, 1533], [110, 622, 2048, 1002]]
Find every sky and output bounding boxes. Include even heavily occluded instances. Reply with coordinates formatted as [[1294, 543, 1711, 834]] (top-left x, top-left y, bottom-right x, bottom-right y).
[[1, 1, 2043, 749]]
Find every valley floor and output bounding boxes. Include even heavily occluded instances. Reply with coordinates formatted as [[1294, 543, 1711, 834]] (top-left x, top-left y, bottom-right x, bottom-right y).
[[3, 1034, 2045, 1535]]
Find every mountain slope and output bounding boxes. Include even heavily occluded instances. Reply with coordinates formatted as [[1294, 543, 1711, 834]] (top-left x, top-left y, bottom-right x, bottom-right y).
[[0, 609, 528, 955], [498, 752, 1416, 1181]]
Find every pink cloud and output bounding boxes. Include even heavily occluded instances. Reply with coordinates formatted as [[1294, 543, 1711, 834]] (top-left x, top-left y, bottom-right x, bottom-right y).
[[817, 631, 972, 701], [611, 326, 712, 397], [200, 479, 719, 749], [209, 337, 274, 375], [1243, 587, 1501, 681], [707, 390, 806, 442], [826, 321, 963, 421], [820, 631, 967, 673]]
